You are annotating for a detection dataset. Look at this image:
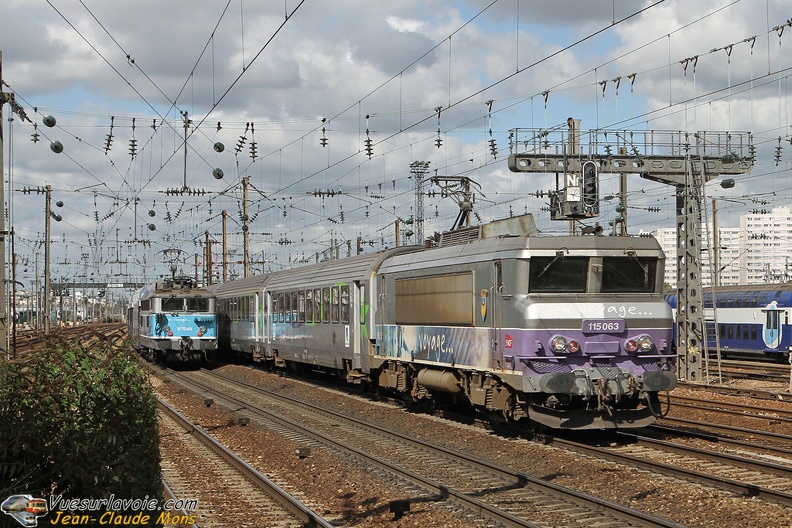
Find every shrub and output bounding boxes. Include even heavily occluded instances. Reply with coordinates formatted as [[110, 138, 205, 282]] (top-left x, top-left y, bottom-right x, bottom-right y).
[[0, 336, 162, 507]]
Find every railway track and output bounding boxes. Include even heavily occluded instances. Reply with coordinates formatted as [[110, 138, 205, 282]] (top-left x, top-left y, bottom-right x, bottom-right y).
[[702, 358, 792, 384], [9, 323, 127, 354], [158, 397, 336, 528], [162, 367, 683, 528]]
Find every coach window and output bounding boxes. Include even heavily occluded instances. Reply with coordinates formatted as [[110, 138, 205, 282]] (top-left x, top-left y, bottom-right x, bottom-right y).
[[315, 288, 322, 323], [140, 299, 150, 311], [271, 297, 278, 323], [278, 293, 285, 323], [284, 292, 293, 322], [290, 291, 298, 322], [322, 287, 330, 323], [340, 285, 350, 324], [305, 290, 314, 323], [331, 286, 340, 323], [298, 290, 306, 323], [249, 295, 255, 322]]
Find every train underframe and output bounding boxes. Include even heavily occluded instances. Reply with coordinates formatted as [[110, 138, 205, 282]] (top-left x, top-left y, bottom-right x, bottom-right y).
[[256, 348, 672, 430], [374, 360, 670, 430], [138, 336, 217, 363]]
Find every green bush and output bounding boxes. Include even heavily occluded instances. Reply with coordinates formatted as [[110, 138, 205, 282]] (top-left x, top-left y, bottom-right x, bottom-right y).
[[0, 337, 162, 508]]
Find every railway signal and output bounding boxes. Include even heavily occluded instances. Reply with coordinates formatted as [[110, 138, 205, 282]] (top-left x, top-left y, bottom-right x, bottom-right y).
[[508, 119, 755, 383]]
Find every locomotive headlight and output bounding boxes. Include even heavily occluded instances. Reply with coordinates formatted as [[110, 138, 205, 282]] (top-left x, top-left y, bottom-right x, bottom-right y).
[[636, 335, 654, 352], [550, 335, 568, 353], [625, 335, 654, 353], [567, 340, 580, 353]]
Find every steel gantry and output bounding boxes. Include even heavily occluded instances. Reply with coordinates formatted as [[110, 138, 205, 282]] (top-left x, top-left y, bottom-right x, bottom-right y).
[[507, 120, 754, 382]]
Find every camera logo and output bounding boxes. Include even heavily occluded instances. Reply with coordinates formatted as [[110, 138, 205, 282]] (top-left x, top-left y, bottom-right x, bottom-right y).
[[1, 495, 48, 527]]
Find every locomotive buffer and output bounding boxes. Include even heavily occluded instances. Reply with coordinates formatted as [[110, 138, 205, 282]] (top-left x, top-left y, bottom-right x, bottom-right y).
[[508, 119, 754, 382]]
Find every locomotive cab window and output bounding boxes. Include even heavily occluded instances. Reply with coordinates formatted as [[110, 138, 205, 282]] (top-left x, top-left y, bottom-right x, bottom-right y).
[[601, 256, 657, 293], [529, 256, 588, 293], [186, 297, 209, 312], [162, 296, 183, 312]]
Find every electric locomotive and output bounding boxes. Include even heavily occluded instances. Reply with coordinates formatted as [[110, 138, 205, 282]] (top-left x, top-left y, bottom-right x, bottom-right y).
[[214, 215, 676, 430], [128, 277, 217, 362]]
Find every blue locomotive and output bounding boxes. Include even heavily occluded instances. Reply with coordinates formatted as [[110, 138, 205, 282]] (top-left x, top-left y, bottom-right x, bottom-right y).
[[665, 283, 792, 361], [213, 215, 676, 430], [127, 277, 217, 362]]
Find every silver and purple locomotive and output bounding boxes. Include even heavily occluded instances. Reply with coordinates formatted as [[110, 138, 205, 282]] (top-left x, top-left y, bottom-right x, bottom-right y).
[[128, 277, 218, 362], [214, 215, 676, 430]]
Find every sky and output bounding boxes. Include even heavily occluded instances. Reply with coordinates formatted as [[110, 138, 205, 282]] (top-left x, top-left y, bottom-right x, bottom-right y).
[[1, 0, 791, 296]]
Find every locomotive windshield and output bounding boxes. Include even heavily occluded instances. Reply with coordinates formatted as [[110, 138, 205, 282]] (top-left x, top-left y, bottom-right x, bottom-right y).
[[161, 296, 211, 312], [601, 256, 657, 293], [528, 255, 658, 293], [529, 256, 588, 292]]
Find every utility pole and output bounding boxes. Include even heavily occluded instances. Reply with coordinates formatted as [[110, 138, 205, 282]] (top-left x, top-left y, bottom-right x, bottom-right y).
[[0, 51, 7, 354], [222, 210, 228, 283], [242, 176, 250, 277], [44, 186, 52, 334], [509, 122, 754, 382], [409, 161, 430, 244], [204, 231, 212, 286]]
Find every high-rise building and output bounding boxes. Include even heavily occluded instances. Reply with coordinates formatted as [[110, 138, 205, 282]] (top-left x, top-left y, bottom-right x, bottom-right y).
[[651, 206, 792, 287]]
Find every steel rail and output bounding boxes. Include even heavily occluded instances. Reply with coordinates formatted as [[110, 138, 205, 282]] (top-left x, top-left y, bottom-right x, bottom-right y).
[[157, 397, 335, 528]]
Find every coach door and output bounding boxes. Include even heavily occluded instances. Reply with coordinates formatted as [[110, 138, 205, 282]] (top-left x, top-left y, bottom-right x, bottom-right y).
[[762, 301, 785, 350], [489, 261, 506, 369], [351, 282, 364, 371]]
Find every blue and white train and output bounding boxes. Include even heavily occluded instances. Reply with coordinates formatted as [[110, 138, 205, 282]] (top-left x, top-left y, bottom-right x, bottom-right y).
[[212, 216, 677, 431], [665, 283, 792, 361], [128, 277, 218, 362]]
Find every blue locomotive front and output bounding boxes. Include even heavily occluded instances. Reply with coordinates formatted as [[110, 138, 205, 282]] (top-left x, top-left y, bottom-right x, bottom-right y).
[[129, 278, 218, 362]]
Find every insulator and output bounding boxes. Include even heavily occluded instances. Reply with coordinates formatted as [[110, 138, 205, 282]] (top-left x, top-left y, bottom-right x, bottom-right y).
[[235, 135, 247, 153], [50, 141, 63, 154], [129, 137, 138, 157], [249, 141, 258, 160]]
